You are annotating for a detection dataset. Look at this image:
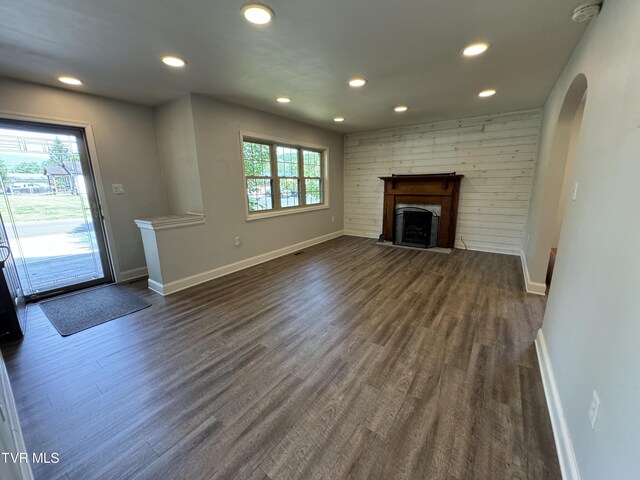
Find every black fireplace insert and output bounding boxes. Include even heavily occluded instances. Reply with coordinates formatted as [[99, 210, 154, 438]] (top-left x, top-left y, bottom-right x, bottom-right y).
[[394, 207, 439, 248]]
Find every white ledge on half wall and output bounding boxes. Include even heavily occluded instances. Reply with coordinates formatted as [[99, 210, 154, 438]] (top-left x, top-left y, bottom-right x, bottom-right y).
[[134, 212, 206, 231]]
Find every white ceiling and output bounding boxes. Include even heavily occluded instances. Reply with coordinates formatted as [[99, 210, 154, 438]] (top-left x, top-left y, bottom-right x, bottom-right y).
[[0, 0, 588, 133]]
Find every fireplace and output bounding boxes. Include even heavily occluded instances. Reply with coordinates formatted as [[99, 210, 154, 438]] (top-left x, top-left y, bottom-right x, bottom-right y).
[[379, 173, 464, 248], [394, 207, 439, 248]]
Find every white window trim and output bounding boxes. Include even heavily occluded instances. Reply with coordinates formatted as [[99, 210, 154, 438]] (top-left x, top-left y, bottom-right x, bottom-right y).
[[239, 131, 330, 221]]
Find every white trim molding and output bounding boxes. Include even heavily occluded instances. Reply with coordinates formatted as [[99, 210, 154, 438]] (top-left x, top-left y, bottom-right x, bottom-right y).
[[535, 329, 582, 480], [117, 266, 148, 283], [343, 231, 521, 256], [149, 230, 343, 295], [460, 243, 520, 256], [147, 279, 166, 295], [343, 231, 377, 239], [520, 249, 547, 295], [245, 204, 330, 222], [134, 213, 206, 231]]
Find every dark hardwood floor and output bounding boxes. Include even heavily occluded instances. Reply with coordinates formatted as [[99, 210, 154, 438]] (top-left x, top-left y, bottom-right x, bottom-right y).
[[2, 236, 561, 479]]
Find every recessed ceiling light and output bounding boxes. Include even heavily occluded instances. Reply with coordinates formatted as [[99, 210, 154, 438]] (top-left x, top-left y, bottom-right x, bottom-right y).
[[478, 89, 496, 98], [394, 105, 409, 112], [334, 117, 345, 122], [276, 97, 291, 103], [463, 42, 490, 57], [58, 76, 83, 86], [242, 4, 274, 25], [348, 78, 367, 88], [161, 56, 187, 68]]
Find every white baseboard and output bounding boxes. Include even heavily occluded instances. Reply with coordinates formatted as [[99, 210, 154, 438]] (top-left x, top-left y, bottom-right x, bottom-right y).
[[342, 232, 521, 256], [149, 230, 343, 296], [342, 231, 378, 239], [458, 242, 520, 256], [535, 330, 581, 480], [117, 266, 148, 283], [147, 279, 165, 295], [520, 249, 547, 295]]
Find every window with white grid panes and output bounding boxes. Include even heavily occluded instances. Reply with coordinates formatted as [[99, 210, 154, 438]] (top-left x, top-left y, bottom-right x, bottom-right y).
[[242, 138, 326, 214]]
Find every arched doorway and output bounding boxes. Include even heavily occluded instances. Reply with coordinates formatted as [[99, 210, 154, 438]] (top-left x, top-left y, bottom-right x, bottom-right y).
[[546, 79, 588, 286], [523, 73, 588, 292]]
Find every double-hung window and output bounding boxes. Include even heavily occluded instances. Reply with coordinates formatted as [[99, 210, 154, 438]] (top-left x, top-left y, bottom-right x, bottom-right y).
[[242, 136, 326, 216]]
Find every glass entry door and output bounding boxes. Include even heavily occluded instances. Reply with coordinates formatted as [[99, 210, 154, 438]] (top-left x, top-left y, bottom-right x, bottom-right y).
[[0, 119, 112, 300]]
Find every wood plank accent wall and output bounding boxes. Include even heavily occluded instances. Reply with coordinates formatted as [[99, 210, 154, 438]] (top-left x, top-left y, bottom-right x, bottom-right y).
[[344, 109, 542, 255]]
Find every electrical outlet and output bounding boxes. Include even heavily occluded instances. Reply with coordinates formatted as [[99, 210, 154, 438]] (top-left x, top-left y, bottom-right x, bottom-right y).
[[331, 216, 335, 222], [234, 236, 241, 246], [588, 390, 601, 429], [571, 182, 579, 201], [111, 183, 125, 195]]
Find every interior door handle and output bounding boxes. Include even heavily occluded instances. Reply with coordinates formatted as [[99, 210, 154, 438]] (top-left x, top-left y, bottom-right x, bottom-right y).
[[0, 245, 10, 265]]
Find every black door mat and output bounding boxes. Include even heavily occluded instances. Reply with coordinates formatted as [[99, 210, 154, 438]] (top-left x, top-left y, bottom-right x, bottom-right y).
[[40, 284, 151, 336]]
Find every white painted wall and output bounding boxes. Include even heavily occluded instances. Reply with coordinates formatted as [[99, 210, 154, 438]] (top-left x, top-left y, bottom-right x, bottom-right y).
[[525, 1, 640, 478], [145, 93, 344, 286], [0, 77, 168, 279], [343, 110, 541, 254], [154, 96, 203, 214]]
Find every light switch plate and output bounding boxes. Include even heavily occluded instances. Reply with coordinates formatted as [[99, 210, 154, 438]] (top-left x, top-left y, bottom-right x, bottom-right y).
[[589, 390, 601, 429], [571, 182, 579, 201], [112, 184, 125, 195]]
